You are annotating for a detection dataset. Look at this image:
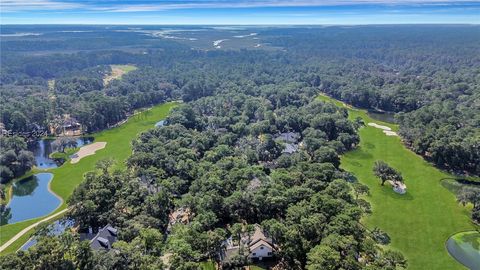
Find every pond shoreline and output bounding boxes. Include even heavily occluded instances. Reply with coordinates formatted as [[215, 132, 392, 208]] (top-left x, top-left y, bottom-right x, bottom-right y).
[[445, 230, 480, 270], [2, 173, 62, 225]]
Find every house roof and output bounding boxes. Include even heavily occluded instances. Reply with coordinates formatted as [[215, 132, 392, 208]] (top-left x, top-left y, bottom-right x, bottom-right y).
[[276, 132, 300, 143], [249, 239, 274, 252], [249, 225, 274, 248], [282, 143, 299, 154], [169, 207, 191, 225], [89, 224, 118, 251]]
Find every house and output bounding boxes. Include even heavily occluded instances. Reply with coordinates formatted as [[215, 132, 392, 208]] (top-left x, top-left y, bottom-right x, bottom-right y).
[[167, 207, 192, 232], [220, 224, 276, 263], [275, 132, 301, 154], [49, 114, 83, 136], [248, 225, 275, 260], [80, 224, 118, 251], [275, 132, 299, 143]]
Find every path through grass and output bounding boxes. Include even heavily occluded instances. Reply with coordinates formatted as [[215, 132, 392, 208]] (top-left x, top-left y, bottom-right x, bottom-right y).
[[318, 94, 475, 270], [0, 102, 177, 254]]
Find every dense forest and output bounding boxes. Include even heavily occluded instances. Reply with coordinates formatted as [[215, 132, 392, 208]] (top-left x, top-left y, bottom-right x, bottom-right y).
[[1, 25, 478, 176], [0, 25, 478, 269], [1, 86, 407, 269]]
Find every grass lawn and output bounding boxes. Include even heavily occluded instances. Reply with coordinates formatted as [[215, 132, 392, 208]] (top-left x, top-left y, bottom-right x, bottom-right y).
[[112, 64, 137, 73], [318, 94, 476, 270], [0, 102, 177, 254], [49, 147, 79, 161], [199, 261, 216, 270], [104, 64, 137, 85]]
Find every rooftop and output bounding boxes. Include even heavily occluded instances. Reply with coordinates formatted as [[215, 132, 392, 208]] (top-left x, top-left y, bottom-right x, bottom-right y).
[[80, 224, 118, 251]]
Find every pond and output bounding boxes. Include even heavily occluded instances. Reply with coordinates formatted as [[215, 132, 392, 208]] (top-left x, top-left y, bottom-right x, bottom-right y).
[[20, 219, 74, 251], [367, 111, 396, 124], [446, 231, 480, 270], [0, 173, 61, 225], [155, 119, 166, 127], [28, 137, 94, 169]]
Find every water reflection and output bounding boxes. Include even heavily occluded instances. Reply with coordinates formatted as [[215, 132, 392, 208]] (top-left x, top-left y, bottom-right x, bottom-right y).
[[367, 111, 396, 124], [446, 231, 480, 270], [20, 219, 74, 251], [28, 137, 94, 169], [0, 173, 61, 225]]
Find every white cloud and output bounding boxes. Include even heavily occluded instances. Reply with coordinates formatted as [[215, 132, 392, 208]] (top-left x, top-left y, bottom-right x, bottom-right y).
[[1, 0, 478, 13], [1, 0, 83, 12]]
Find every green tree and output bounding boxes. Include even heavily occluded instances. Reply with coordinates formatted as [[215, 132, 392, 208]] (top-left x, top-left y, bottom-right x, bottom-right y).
[[373, 161, 403, 186]]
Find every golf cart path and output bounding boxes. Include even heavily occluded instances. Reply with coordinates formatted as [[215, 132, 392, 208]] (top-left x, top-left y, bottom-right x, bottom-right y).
[[0, 208, 68, 252]]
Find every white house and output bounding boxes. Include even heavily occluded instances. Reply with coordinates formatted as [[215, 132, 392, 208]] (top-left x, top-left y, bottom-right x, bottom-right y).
[[220, 224, 276, 263], [247, 225, 275, 260], [248, 240, 274, 260]]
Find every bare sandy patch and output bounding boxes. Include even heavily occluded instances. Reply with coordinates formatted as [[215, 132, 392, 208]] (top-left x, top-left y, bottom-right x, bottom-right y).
[[368, 122, 398, 136], [383, 130, 398, 136], [368, 122, 392, 131], [70, 142, 107, 164]]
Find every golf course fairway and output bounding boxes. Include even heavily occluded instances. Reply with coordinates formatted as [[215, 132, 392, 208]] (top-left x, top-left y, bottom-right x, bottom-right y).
[[317, 94, 476, 270], [0, 102, 178, 254]]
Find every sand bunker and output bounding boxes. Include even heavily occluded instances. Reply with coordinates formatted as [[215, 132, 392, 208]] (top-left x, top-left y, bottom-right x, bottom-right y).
[[70, 142, 107, 164], [383, 130, 398, 136], [368, 122, 392, 131], [387, 180, 407, 194], [368, 122, 398, 136]]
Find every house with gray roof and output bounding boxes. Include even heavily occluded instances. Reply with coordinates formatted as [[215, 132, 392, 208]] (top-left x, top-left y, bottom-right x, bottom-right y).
[[80, 224, 118, 251], [275, 132, 301, 154]]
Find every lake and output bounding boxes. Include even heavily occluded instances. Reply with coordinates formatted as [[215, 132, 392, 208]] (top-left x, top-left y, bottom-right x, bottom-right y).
[[446, 231, 480, 270], [0, 173, 61, 225], [28, 137, 94, 169], [367, 111, 396, 124]]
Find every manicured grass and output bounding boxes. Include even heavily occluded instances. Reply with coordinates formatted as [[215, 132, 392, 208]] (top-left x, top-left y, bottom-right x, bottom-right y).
[[199, 261, 216, 270], [249, 265, 267, 270], [318, 94, 476, 270], [0, 102, 177, 254], [49, 147, 79, 160]]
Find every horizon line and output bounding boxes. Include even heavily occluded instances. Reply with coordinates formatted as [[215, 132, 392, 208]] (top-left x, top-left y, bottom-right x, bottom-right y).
[[2, 23, 479, 26]]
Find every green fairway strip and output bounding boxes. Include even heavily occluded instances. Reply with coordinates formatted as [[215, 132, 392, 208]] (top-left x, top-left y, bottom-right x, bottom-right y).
[[318, 94, 476, 270], [0, 102, 177, 254]]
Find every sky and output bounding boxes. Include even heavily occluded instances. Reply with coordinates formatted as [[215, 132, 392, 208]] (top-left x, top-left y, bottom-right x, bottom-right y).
[[1, 0, 479, 25]]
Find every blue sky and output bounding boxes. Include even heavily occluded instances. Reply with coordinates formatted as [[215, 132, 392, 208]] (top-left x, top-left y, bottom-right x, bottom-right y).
[[1, 0, 479, 24]]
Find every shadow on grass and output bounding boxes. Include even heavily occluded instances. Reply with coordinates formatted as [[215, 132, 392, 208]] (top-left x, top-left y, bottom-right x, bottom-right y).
[[346, 160, 363, 168], [378, 185, 414, 201], [352, 148, 374, 160], [364, 142, 375, 149]]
